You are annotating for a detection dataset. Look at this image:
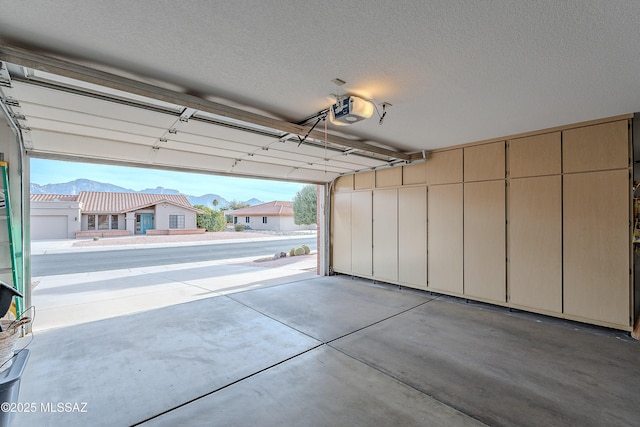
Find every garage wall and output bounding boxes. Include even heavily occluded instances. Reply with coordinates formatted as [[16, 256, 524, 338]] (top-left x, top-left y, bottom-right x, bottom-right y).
[[0, 111, 28, 315], [331, 115, 634, 331]]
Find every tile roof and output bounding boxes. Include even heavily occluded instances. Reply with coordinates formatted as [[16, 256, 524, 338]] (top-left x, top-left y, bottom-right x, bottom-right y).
[[77, 191, 195, 213], [231, 201, 293, 217], [30, 194, 79, 202], [31, 192, 196, 213]]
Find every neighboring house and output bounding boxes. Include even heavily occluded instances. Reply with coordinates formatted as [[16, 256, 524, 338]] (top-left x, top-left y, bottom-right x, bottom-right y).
[[231, 201, 316, 232], [31, 191, 203, 239]]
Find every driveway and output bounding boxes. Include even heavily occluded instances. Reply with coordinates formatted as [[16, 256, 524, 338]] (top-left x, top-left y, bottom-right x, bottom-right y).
[[29, 232, 318, 331]]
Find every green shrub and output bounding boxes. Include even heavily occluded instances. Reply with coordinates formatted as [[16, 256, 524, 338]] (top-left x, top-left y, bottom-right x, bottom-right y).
[[301, 244, 310, 255], [294, 246, 305, 256], [289, 248, 296, 256], [234, 223, 245, 232], [195, 204, 226, 231]]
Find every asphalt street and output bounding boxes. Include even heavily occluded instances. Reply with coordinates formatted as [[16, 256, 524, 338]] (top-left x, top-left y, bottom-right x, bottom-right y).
[[32, 236, 317, 276]]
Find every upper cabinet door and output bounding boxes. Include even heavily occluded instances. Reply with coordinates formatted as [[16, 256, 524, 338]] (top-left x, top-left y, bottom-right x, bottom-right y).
[[427, 149, 463, 185], [375, 167, 402, 188], [562, 120, 629, 173], [464, 141, 505, 182], [508, 132, 561, 178]]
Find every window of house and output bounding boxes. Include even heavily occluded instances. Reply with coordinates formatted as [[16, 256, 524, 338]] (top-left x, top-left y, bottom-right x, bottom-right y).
[[88, 215, 96, 230], [262, 217, 267, 224], [111, 215, 119, 230], [233, 217, 237, 224], [98, 214, 109, 230], [245, 217, 250, 223], [169, 214, 185, 229]]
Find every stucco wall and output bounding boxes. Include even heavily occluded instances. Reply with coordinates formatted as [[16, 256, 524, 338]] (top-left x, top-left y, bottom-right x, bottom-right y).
[[31, 201, 81, 239], [154, 203, 197, 230], [237, 215, 316, 231]]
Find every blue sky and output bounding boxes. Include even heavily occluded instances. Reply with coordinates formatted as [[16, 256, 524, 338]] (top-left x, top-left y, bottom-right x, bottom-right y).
[[30, 158, 307, 202]]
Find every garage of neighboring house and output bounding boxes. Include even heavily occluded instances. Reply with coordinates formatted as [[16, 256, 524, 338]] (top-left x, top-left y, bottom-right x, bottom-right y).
[[30, 194, 80, 239], [1, 2, 640, 426]]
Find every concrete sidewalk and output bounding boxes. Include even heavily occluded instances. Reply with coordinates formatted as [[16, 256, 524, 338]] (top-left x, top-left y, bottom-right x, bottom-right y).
[[31, 230, 318, 254]]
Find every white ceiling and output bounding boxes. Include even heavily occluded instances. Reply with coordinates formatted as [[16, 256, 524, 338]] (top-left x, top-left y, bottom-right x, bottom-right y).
[[1, 1, 640, 182]]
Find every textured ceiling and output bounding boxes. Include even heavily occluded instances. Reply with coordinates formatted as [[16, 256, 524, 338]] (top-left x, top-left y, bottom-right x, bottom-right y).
[[1, 1, 640, 176]]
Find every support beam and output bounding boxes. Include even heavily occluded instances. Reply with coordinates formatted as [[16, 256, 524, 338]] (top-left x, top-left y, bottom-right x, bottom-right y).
[[0, 44, 411, 161]]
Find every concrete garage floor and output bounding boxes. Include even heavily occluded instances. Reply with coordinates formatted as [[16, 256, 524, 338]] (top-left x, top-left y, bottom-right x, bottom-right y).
[[15, 275, 640, 426]]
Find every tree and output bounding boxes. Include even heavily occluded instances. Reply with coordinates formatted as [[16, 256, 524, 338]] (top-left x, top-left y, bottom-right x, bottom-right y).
[[212, 199, 219, 209], [194, 204, 226, 231], [293, 185, 317, 225], [223, 199, 250, 210]]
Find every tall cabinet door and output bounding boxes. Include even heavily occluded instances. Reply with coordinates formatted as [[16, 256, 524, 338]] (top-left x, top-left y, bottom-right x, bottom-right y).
[[563, 170, 630, 327], [464, 180, 506, 302], [508, 176, 562, 313], [351, 191, 373, 277], [399, 187, 427, 289], [373, 189, 398, 282], [331, 192, 352, 273], [428, 183, 463, 294]]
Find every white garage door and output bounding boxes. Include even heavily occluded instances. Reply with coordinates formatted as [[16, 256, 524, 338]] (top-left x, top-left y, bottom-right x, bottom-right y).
[[31, 215, 68, 240]]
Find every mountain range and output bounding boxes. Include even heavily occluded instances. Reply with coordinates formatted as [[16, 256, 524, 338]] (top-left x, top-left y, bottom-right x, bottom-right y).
[[30, 179, 263, 208]]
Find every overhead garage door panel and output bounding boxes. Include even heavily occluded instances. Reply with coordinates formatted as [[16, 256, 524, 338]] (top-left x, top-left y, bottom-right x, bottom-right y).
[[152, 148, 235, 171], [31, 215, 68, 240], [13, 81, 179, 128], [26, 118, 159, 146], [183, 119, 281, 146], [28, 130, 154, 160], [256, 149, 379, 173], [19, 102, 170, 138], [228, 159, 297, 177], [286, 168, 340, 182], [13, 81, 383, 183], [293, 144, 392, 169], [162, 139, 249, 160], [170, 131, 269, 153]]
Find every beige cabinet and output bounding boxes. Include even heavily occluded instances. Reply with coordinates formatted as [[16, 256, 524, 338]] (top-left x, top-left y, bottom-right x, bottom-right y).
[[351, 191, 373, 277], [334, 175, 353, 192], [427, 149, 462, 185], [508, 176, 562, 313], [331, 193, 352, 273], [508, 132, 561, 178], [428, 183, 463, 294], [403, 162, 427, 185], [563, 120, 629, 173], [354, 171, 374, 190], [399, 186, 427, 288], [329, 114, 634, 332], [563, 170, 630, 327], [373, 189, 398, 282], [464, 180, 506, 302], [464, 142, 505, 182], [376, 167, 402, 188]]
